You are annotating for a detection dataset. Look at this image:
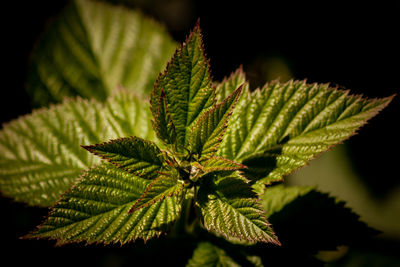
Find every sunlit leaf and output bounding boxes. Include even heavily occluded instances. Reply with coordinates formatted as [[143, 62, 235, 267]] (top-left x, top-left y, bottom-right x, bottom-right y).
[[218, 80, 393, 189], [197, 172, 279, 244], [0, 91, 154, 206], [150, 22, 215, 149], [83, 136, 164, 179], [26, 164, 182, 245]]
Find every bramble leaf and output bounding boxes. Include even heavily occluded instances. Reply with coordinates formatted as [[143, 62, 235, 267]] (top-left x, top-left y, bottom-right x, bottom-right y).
[[189, 86, 242, 158], [150, 22, 215, 149], [202, 156, 246, 173], [26, 164, 182, 245], [215, 66, 249, 101], [186, 242, 241, 267], [0, 91, 154, 206], [197, 172, 279, 244], [130, 173, 183, 213], [261, 185, 314, 217], [28, 0, 176, 106], [261, 185, 379, 252], [218, 80, 394, 188], [83, 136, 163, 179], [153, 89, 177, 145]]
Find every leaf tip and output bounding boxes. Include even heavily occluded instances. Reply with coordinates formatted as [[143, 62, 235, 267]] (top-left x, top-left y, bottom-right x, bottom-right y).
[[81, 144, 93, 152]]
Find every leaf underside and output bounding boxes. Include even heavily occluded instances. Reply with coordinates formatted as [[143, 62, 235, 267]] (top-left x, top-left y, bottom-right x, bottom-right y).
[[27, 164, 182, 245], [83, 136, 164, 179], [262, 185, 379, 252], [197, 172, 279, 244], [150, 22, 215, 149], [0, 91, 154, 206], [217, 79, 394, 187], [28, 0, 176, 107]]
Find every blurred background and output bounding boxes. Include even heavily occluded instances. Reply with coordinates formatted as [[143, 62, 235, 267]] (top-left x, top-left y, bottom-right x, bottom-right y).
[[1, 0, 399, 266]]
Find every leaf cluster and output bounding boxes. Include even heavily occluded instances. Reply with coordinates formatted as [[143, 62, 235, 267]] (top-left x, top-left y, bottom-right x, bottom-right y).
[[0, 0, 394, 266]]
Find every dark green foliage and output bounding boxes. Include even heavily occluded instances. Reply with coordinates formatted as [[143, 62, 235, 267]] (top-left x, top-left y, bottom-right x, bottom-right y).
[[0, 2, 393, 265]]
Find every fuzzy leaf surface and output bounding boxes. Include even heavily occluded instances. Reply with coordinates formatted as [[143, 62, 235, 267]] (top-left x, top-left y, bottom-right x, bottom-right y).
[[197, 172, 279, 244], [130, 173, 183, 213], [218, 80, 393, 187], [0, 91, 154, 206], [27, 164, 181, 245], [28, 0, 176, 106], [262, 185, 379, 252], [189, 87, 242, 158], [186, 242, 241, 267], [151, 23, 215, 148], [83, 136, 163, 179]]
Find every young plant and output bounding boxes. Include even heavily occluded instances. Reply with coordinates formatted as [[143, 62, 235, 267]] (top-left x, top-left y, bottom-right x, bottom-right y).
[[0, 0, 394, 265]]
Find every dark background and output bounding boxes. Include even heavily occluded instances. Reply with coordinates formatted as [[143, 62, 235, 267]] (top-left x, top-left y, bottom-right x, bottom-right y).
[[1, 0, 399, 266]]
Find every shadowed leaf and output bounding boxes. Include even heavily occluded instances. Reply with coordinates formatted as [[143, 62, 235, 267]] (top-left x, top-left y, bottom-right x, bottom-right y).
[[28, 0, 176, 107], [261, 185, 379, 253], [186, 242, 241, 267]]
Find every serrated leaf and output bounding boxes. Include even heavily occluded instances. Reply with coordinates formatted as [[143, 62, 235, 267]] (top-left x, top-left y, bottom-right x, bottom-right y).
[[215, 66, 249, 101], [28, 0, 176, 107], [26, 164, 182, 245], [186, 242, 241, 267], [218, 80, 394, 187], [202, 156, 246, 173], [0, 91, 154, 206], [153, 89, 177, 145], [83, 136, 163, 179], [130, 173, 183, 213], [261, 185, 379, 252], [189, 86, 242, 158], [151, 22, 215, 149], [197, 172, 279, 244], [260, 185, 314, 217]]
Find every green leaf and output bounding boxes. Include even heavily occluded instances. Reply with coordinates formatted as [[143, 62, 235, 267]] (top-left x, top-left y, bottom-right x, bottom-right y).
[[0, 91, 154, 206], [153, 89, 177, 145], [189, 86, 243, 158], [151, 22, 215, 149], [261, 185, 379, 252], [130, 173, 183, 213], [197, 172, 279, 244], [218, 80, 394, 187], [83, 136, 163, 179], [215, 66, 249, 101], [246, 255, 264, 267], [26, 164, 182, 245], [261, 184, 313, 217], [186, 242, 241, 267], [28, 0, 176, 106], [202, 156, 246, 173]]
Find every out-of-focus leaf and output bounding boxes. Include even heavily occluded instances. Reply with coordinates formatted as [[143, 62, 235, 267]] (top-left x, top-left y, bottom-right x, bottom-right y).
[[28, 0, 176, 106]]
